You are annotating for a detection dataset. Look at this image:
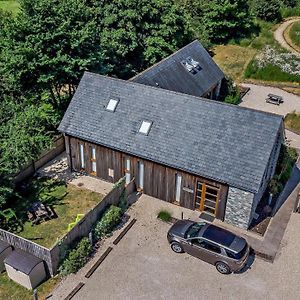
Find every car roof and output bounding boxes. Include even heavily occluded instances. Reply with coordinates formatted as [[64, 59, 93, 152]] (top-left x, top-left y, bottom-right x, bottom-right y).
[[200, 224, 236, 248]]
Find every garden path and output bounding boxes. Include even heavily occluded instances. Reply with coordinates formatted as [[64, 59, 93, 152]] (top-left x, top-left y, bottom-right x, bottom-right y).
[[274, 17, 300, 56]]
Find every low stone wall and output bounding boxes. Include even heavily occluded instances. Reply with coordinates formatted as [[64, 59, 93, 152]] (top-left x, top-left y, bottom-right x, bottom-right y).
[[224, 187, 254, 229]]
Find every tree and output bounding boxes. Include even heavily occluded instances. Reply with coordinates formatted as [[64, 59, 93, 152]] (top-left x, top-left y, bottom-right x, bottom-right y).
[[183, 0, 254, 44], [98, 0, 190, 78], [250, 0, 282, 21], [0, 0, 106, 112]]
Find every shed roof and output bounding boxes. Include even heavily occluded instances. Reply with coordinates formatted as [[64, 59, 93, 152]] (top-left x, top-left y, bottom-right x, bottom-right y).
[[58, 72, 283, 193], [4, 249, 43, 275], [131, 40, 224, 97], [0, 240, 11, 255]]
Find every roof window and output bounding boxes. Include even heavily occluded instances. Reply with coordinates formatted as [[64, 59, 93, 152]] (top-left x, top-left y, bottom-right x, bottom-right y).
[[106, 98, 119, 112], [139, 121, 152, 135], [182, 56, 201, 75]]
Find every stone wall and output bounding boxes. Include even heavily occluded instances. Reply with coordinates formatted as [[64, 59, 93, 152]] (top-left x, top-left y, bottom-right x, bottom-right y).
[[224, 187, 254, 229]]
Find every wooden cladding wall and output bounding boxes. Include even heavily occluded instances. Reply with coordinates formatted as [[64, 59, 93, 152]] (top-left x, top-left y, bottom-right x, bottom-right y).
[[68, 136, 228, 220]]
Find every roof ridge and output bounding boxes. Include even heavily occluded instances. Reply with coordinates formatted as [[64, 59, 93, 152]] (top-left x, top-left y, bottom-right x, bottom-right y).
[[84, 71, 284, 120], [129, 40, 200, 80]]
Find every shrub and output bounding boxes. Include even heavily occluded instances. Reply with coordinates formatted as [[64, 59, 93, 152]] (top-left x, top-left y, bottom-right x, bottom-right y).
[[250, 0, 282, 21], [219, 76, 240, 105], [59, 237, 93, 275], [94, 205, 122, 240], [157, 210, 172, 222]]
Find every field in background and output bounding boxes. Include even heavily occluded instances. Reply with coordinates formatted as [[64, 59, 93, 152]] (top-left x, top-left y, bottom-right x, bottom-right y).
[[0, 1, 19, 14]]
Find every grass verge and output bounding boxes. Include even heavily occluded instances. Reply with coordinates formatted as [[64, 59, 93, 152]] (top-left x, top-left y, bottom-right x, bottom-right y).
[[285, 111, 300, 134], [289, 20, 300, 50], [0, 273, 60, 300]]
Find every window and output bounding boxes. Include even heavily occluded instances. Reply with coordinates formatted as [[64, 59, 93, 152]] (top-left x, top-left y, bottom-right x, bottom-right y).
[[181, 56, 201, 75], [175, 174, 182, 204], [139, 121, 152, 135], [80, 144, 85, 169], [138, 161, 144, 190], [125, 158, 131, 185], [195, 240, 221, 254], [91, 147, 96, 175], [106, 98, 119, 112], [108, 168, 114, 178]]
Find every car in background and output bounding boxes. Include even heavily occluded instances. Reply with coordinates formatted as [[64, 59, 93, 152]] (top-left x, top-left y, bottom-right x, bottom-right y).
[[167, 220, 250, 274]]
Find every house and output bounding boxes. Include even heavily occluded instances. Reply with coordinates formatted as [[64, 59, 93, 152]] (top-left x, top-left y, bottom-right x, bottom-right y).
[[58, 72, 284, 229], [131, 40, 224, 100]]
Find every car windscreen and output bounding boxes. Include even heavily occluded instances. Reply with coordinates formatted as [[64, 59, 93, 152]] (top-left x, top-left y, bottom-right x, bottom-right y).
[[185, 222, 205, 239], [226, 244, 248, 260]]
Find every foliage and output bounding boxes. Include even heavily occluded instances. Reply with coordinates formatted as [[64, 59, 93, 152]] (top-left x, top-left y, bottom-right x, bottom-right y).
[[289, 21, 300, 48], [268, 145, 298, 195], [183, 0, 254, 44], [59, 237, 93, 275], [94, 205, 122, 240], [0, 1, 20, 15], [250, 0, 282, 21], [157, 210, 172, 222], [0, 0, 106, 111], [280, 3, 300, 17], [219, 76, 240, 105], [284, 111, 300, 134], [99, 0, 189, 78]]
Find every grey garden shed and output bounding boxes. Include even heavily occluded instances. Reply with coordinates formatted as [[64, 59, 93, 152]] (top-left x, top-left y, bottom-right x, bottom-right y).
[[4, 249, 47, 289], [0, 240, 13, 272]]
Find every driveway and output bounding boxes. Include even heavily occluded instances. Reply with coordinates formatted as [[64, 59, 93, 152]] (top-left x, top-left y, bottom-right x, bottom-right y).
[[240, 83, 300, 149], [51, 194, 300, 300]]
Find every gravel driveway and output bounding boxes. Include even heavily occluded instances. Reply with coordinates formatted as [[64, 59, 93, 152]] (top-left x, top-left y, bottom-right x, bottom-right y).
[[51, 195, 300, 300], [240, 83, 300, 149]]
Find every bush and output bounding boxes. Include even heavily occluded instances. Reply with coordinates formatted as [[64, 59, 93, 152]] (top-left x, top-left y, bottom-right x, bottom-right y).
[[219, 76, 240, 105], [157, 210, 172, 222], [59, 237, 93, 275], [250, 0, 282, 21], [94, 205, 122, 240]]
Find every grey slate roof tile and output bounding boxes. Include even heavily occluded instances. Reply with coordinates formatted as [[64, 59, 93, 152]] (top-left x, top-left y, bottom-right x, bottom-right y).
[[58, 72, 283, 193], [131, 40, 224, 97]]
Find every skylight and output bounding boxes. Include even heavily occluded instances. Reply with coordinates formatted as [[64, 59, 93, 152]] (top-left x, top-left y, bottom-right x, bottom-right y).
[[181, 57, 201, 74], [106, 98, 119, 112], [139, 121, 152, 135]]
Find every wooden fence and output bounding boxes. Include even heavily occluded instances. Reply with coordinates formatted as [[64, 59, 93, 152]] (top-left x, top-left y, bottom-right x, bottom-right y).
[[0, 178, 136, 276], [14, 135, 65, 184]]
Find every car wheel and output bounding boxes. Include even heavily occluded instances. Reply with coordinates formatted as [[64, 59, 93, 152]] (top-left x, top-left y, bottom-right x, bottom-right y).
[[215, 262, 231, 274], [170, 242, 184, 253]]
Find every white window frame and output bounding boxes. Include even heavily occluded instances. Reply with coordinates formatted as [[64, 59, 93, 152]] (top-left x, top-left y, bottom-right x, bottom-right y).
[[139, 121, 152, 135], [91, 147, 96, 174], [106, 99, 119, 112], [138, 161, 144, 190], [80, 144, 85, 169], [175, 174, 182, 204], [125, 158, 131, 185]]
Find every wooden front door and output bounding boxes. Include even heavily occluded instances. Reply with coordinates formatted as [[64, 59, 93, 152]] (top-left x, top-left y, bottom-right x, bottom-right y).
[[195, 181, 219, 216]]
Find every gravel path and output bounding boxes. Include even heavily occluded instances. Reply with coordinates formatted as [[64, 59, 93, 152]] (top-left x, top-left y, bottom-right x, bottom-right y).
[[274, 17, 300, 56]]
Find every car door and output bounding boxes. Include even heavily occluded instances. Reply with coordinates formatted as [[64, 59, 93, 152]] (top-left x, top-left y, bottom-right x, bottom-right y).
[[187, 238, 222, 265]]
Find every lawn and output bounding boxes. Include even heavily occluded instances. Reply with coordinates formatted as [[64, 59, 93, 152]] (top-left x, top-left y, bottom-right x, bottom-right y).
[[212, 45, 257, 82], [285, 111, 300, 134], [289, 20, 300, 51], [5, 178, 104, 248], [0, 273, 60, 300], [0, 1, 20, 15]]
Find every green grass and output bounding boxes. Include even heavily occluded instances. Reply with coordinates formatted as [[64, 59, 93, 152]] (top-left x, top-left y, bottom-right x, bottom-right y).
[[290, 20, 300, 48], [6, 178, 104, 248], [0, 1, 20, 15], [285, 111, 300, 134], [244, 60, 300, 83], [0, 273, 60, 300], [280, 5, 300, 18], [157, 210, 172, 222]]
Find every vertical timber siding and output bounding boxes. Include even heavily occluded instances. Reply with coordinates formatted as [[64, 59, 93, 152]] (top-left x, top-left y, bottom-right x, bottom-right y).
[[68, 136, 228, 219]]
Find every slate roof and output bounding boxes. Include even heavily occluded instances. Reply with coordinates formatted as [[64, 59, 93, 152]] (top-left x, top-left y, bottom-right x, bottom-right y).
[[0, 240, 11, 255], [58, 72, 283, 193], [131, 40, 224, 97], [4, 249, 43, 275]]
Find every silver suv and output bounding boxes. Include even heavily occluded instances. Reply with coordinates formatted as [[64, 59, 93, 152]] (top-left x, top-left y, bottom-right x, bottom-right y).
[[167, 220, 250, 274]]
